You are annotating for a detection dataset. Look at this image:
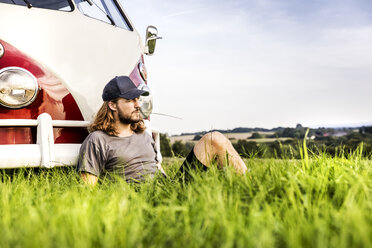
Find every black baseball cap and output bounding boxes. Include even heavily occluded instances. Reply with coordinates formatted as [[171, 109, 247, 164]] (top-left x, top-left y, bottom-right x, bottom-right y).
[[102, 76, 149, 101]]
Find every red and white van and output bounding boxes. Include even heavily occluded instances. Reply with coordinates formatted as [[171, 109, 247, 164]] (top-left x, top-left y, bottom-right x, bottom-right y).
[[0, 0, 162, 168]]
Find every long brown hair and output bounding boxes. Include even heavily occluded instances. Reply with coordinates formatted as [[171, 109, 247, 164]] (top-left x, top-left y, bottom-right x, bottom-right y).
[[89, 100, 146, 136]]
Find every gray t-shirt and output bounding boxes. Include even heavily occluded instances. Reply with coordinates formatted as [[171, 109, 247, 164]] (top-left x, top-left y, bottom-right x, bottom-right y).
[[76, 130, 159, 182]]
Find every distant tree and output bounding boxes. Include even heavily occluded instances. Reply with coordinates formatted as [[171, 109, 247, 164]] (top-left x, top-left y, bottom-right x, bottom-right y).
[[193, 134, 202, 141], [315, 130, 324, 137], [171, 141, 184, 157], [281, 128, 296, 138], [233, 140, 261, 158], [296, 123, 303, 129], [184, 142, 194, 155], [171, 141, 192, 157], [275, 127, 308, 139], [249, 132, 263, 139], [160, 133, 172, 157], [359, 126, 372, 134]]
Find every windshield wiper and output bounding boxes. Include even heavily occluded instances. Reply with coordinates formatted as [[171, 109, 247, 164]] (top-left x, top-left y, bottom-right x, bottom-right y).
[[84, 0, 116, 26], [23, 0, 32, 8], [106, 14, 116, 26]]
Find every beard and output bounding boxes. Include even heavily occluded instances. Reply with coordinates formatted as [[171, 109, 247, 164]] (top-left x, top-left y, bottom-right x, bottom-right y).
[[117, 108, 141, 124]]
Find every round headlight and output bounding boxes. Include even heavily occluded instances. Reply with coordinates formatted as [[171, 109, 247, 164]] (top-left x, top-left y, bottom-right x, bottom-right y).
[[138, 83, 153, 119], [0, 67, 38, 108]]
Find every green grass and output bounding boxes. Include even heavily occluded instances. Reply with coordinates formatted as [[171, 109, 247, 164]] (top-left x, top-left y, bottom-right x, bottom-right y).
[[0, 155, 371, 248]]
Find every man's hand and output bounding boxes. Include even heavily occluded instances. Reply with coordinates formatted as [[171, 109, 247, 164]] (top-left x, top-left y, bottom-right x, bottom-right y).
[[81, 172, 98, 186], [157, 163, 167, 176]]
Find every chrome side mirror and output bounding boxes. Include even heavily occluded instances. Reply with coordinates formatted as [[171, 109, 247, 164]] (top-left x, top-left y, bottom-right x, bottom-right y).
[[145, 26, 162, 56]]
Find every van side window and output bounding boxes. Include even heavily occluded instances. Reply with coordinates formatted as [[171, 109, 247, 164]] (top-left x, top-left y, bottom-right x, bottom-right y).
[[74, 0, 131, 30], [0, 0, 72, 11]]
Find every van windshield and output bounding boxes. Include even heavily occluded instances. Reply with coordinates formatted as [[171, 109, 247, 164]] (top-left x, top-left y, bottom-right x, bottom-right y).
[[0, 0, 72, 11], [74, 0, 131, 30]]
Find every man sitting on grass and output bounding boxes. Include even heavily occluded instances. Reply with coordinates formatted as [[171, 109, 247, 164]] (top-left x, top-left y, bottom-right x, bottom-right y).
[[77, 76, 247, 185]]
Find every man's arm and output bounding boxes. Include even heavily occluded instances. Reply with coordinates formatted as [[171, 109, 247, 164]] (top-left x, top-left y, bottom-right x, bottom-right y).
[[81, 172, 99, 186], [77, 133, 106, 186]]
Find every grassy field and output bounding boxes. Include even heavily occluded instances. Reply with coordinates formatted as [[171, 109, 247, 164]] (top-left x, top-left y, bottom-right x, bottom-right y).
[[0, 154, 371, 247]]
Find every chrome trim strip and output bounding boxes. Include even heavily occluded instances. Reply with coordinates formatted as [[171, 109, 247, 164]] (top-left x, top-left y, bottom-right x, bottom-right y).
[[0, 118, 90, 127]]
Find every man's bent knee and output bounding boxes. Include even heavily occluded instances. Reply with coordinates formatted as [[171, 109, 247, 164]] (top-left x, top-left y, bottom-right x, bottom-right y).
[[201, 131, 228, 151], [193, 132, 227, 166]]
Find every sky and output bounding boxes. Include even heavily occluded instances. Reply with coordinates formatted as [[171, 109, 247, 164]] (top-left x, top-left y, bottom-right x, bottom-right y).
[[121, 0, 372, 135]]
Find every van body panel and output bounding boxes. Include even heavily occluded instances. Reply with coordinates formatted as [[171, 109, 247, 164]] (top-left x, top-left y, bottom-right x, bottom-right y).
[[0, 39, 87, 144], [0, 2, 162, 167], [0, 3, 144, 121]]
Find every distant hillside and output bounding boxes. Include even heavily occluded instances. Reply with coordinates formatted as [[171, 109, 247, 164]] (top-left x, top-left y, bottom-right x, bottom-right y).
[[178, 127, 273, 136], [174, 124, 364, 137], [162, 125, 372, 159]]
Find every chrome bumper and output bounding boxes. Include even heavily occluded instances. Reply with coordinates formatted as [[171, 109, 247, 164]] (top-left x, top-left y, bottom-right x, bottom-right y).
[[0, 113, 162, 168]]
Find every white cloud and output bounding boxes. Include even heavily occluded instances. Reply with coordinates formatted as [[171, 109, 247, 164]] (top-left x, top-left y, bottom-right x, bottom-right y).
[[122, 0, 372, 134]]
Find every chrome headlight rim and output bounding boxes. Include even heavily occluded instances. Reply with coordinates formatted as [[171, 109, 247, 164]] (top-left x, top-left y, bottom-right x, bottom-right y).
[[0, 67, 39, 109], [138, 61, 147, 82], [138, 83, 153, 119], [0, 43, 4, 59]]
